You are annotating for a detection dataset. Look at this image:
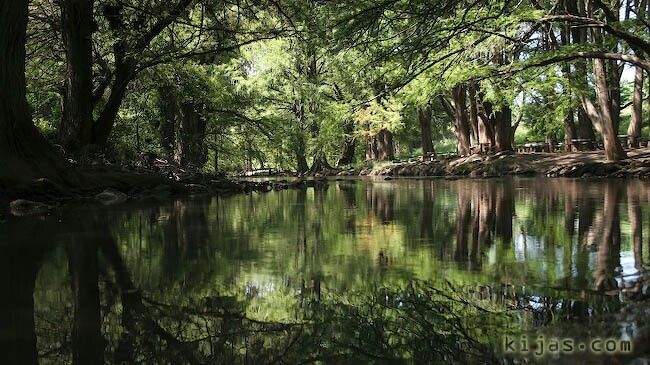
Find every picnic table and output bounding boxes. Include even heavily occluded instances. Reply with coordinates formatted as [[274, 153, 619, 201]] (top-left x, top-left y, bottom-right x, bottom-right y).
[[517, 142, 550, 153], [567, 139, 594, 151]]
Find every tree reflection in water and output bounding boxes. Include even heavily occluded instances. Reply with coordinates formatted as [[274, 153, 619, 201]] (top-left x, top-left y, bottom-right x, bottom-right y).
[[1, 177, 650, 364]]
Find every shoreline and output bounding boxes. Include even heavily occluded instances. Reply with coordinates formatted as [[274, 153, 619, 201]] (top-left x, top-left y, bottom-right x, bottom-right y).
[[336, 148, 650, 179], [5, 148, 650, 218]]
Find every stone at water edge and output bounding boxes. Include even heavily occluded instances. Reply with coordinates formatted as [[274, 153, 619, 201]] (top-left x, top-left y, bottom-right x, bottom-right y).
[[9, 199, 53, 216], [95, 189, 128, 206]]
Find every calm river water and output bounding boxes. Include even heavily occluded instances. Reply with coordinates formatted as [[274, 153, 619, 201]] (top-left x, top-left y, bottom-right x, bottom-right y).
[[2, 177, 649, 364]]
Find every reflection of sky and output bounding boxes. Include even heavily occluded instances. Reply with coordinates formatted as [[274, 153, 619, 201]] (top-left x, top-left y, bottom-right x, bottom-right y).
[[618, 251, 642, 286], [514, 233, 544, 263]]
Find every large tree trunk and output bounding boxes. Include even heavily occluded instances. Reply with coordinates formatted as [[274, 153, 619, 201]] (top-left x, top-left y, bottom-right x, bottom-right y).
[[174, 103, 207, 169], [493, 106, 514, 152], [452, 85, 471, 156], [629, 66, 644, 148], [366, 129, 395, 161], [295, 133, 309, 174], [418, 105, 435, 157], [58, 0, 94, 154], [593, 57, 627, 161], [0, 1, 79, 191]]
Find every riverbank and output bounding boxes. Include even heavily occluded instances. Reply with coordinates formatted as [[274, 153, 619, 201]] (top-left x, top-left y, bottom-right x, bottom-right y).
[[6, 148, 650, 217], [357, 148, 650, 179], [0, 163, 329, 218]]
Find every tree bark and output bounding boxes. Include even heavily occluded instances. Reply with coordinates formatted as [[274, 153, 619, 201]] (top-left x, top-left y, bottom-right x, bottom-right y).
[[366, 129, 395, 161], [0, 1, 79, 191], [295, 133, 309, 174], [475, 93, 496, 150], [418, 105, 435, 157], [58, 0, 94, 154], [174, 103, 207, 169], [494, 106, 514, 152], [452, 85, 472, 155], [593, 57, 627, 160]]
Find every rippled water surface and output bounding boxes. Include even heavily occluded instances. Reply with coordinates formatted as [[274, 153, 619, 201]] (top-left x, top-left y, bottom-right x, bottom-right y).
[[3, 177, 650, 364]]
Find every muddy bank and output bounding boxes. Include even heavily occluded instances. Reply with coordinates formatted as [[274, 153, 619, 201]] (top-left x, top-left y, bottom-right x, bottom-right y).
[[359, 148, 650, 179], [0, 164, 329, 218]]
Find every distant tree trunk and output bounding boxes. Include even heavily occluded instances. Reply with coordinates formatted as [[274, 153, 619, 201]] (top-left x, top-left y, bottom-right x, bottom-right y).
[[366, 129, 395, 161], [629, 66, 644, 148], [336, 120, 356, 166], [468, 85, 480, 147], [174, 103, 207, 169], [576, 109, 596, 142], [336, 137, 356, 166], [91, 4, 135, 147], [309, 151, 333, 174], [157, 85, 176, 160], [471, 84, 494, 153], [92, 66, 134, 146], [295, 133, 309, 174], [58, 0, 94, 154], [452, 85, 471, 155], [418, 105, 435, 157], [0, 1, 79, 190], [563, 110, 577, 150]]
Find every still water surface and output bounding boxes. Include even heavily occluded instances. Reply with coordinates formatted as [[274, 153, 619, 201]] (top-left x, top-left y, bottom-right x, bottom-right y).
[[2, 177, 650, 364]]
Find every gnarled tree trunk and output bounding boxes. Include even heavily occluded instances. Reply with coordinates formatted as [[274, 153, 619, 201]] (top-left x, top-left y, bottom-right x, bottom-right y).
[[0, 1, 79, 192]]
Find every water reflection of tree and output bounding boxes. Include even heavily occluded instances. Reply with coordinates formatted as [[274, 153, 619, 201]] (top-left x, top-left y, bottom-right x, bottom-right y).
[[6, 178, 650, 364], [3, 212, 501, 364]]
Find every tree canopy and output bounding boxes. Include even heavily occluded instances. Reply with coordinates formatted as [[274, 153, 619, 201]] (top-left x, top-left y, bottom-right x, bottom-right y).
[[4, 0, 650, 188]]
